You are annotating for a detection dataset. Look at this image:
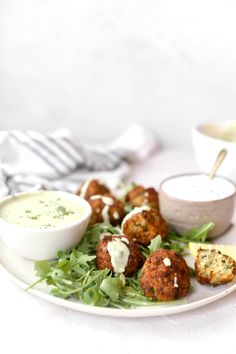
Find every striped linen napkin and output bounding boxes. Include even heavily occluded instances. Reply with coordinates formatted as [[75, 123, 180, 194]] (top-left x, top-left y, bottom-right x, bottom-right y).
[[0, 125, 158, 197]]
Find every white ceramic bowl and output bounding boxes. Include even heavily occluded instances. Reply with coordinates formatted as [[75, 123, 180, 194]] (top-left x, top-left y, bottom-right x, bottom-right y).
[[159, 173, 236, 238], [192, 120, 236, 181], [0, 191, 92, 260]]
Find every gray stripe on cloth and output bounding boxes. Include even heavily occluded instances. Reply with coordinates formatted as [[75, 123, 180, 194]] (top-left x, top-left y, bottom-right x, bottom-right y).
[[10, 131, 64, 176], [26, 131, 73, 174]]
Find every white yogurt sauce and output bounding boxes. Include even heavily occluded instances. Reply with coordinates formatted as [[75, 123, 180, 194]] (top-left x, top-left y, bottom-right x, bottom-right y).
[[163, 258, 171, 266], [120, 236, 129, 244], [101, 205, 110, 223], [162, 174, 235, 202], [79, 179, 91, 199], [113, 211, 120, 220], [90, 195, 114, 206], [174, 274, 179, 288], [90, 195, 114, 223], [107, 237, 130, 273], [121, 206, 150, 229]]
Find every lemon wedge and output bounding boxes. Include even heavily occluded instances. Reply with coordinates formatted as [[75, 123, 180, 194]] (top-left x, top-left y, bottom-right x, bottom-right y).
[[189, 242, 236, 261]]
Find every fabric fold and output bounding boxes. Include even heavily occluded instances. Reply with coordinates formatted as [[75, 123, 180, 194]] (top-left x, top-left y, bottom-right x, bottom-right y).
[[0, 124, 158, 196]]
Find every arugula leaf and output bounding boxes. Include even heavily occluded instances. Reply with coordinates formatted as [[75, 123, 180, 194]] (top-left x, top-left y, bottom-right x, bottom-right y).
[[82, 287, 109, 306], [118, 180, 137, 208], [162, 222, 214, 256], [168, 223, 214, 244], [189, 266, 195, 277], [141, 235, 162, 258], [148, 235, 162, 253], [119, 180, 137, 194], [34, 260, 51, 278], [28, 222, 214, 308], [183, 223, 215, 242], [76, 223, 120, 253], [100, 277, 124, 302]]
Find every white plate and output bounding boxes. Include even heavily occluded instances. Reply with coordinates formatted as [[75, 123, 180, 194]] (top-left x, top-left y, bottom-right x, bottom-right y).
[[0, 237, 236, 318]]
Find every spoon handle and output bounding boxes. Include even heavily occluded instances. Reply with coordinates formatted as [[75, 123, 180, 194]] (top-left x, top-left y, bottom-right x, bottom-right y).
[[209, 149, 228, 180]]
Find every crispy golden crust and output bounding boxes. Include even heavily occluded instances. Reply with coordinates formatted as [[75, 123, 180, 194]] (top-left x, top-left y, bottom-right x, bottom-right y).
[[195, 248, 236, 286], [140, 249, 190, 301], [76, 179, 110, 200], [126, 186, 159, 210], [88, 194, 125, 226], [122, 209, 168, 246], [96, 235, 144, 276]]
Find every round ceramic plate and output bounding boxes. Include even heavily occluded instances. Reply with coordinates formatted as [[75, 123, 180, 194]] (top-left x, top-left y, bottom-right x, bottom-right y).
[[0, 238, 236, 318]]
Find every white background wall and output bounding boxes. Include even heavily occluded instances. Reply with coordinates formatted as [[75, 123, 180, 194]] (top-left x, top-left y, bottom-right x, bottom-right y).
[[1, 0, 236, 147]]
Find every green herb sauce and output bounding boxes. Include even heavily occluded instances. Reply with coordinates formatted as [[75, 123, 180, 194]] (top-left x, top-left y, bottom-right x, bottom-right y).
[[0, 191, 85, 229]]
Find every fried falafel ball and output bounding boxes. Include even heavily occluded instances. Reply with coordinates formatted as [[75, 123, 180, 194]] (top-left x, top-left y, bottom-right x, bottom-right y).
[[76, 179, 110, 200], [121, 206, 168, 246], [140, 249, 190, 301], [96, 234, 144, 276], [88, 194, 125, 226], [126, 185, 159, 210]]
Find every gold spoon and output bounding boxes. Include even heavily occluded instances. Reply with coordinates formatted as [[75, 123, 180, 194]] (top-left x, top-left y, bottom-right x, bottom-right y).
[[209, 148, 228, 180]]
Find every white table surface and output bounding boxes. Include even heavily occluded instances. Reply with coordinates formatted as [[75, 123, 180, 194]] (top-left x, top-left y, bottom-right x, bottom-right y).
[[1, 149, 235, 353]]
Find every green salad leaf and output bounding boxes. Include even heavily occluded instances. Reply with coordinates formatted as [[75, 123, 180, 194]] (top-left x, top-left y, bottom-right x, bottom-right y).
[[168, 223, 215, 244], [118, 181, 137, 195], [28, 222, 213, 308], [100, 277, 124, 302], [148, 235, 162, 254], [162, 222, 215, 255], [141, 235, 162, 258], [35, 260, 51, 278], [76, 223, 121, 253]]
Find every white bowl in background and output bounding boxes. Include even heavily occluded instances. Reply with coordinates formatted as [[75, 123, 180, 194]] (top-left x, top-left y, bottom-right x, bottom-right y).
[[0, 191, 92, 260], [192, 120, 236, 181], [159, 173, 236, 238]]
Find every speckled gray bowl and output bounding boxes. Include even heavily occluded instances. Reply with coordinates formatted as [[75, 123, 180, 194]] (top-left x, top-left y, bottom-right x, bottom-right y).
[[159, 173, 236, 239]]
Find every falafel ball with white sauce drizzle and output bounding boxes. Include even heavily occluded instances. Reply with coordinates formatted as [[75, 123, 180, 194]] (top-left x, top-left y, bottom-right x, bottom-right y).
[[96, 235, 144, 276], [121, 206, 168, 246], [87, 194, 125, 226], [76, 179, 110, 200]]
